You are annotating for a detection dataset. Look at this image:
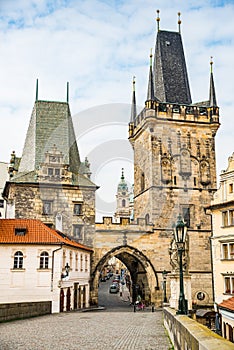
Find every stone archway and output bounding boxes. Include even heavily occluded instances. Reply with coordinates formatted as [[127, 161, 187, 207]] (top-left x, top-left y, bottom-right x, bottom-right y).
[[90, 244, 159, 306]]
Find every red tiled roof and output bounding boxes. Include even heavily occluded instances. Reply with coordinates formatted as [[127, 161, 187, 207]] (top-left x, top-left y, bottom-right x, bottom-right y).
[[219, 297, 234, 312], [0, 219, 92, 252]]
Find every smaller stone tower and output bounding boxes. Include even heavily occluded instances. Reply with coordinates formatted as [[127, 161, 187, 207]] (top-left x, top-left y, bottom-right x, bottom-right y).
[[114, 169, 131, 219]]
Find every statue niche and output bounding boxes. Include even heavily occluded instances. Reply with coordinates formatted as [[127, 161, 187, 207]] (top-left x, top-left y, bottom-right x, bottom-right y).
[[200, 159, 211, 185], [161, 156, 171, 184], [179, 148, 191, 179]]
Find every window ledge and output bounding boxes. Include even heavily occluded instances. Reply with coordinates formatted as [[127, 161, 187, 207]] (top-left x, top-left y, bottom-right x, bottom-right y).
[[11, 268, 25, 271], [37, 268, 51, 271]]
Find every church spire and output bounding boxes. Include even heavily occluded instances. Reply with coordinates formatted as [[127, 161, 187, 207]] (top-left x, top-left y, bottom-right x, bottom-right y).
[[130, 76, 137, 123], [146, 49, 155, 107], [209, 56, 217, 107]]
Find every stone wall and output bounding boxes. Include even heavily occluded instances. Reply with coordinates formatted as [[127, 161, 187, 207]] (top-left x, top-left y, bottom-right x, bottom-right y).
[[164, 307, 234, 350], [0, 301, 51, 322]]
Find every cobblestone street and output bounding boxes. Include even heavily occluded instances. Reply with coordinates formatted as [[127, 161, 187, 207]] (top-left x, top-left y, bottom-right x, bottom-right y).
[[0, 309, 171, 350]]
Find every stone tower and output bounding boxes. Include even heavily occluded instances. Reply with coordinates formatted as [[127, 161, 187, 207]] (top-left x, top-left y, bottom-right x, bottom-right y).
[[114, 168, 131, 219], [3, 82, 97, 246], [128, 14, 220, 305]]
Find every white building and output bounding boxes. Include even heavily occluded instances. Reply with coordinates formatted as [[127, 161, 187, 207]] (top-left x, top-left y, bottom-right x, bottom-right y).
[[208, 152, 234, 342], [0, 218, 92, 313]]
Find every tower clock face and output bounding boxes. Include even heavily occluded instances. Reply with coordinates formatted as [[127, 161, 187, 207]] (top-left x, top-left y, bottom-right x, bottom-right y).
[[50, 156, 58, 162], [122, 192, 126, 195]]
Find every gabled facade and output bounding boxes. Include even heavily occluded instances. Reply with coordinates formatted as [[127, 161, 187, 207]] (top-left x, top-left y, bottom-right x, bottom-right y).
[[0, 219, 92, 313], [3, 92, 97, 247]]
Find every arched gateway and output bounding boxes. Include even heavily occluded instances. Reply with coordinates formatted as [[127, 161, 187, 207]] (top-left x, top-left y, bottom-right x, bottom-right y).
[[90, 243, 159, 306]]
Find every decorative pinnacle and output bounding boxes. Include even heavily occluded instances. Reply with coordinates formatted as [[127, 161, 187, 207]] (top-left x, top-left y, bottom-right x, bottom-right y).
[[210, 56, 213, 73], [35, 78, 38, 101], [156, 9, 160, 31], [133, 76, 136, 91], [150, 48, 153, 67], [178, 12, 181, 33]]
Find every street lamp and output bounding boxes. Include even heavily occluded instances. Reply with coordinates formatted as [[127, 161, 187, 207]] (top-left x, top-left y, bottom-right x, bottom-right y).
[[61, 262, 70, 279], [173, 215, 188, 315]]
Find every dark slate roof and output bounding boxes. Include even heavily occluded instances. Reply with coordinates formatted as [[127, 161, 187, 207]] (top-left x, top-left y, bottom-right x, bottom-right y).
[[18, 100, 80, 175], [153, 30, 192, 104]]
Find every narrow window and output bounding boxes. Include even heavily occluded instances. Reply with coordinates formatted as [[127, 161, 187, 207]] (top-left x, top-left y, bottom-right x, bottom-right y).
[[85, 255, 88, 272], [81, 254, 83, 271], [230, 243, 234, 259], [74, 203, 82, 215], [225, 277, 231, 294], [75, 253, 78, 271], [40, 251, 49, 269], [15, 228, 27, 236], [122, 199, 126, 207], [194, 177, 197, 186], [43, 201, 52, 215], [70, 251, 73, 270], [55, 168, 60, 176], [182, 207, 190, 227], [145, 214, 149, 224], [222, 211, 228, 226], [48, 168, 53, 176], [229, 183, 233, 193], [230, 210, 234, 226], [73, 225, 83, 240], [222, 244, 228, 259], [174, 176, 177, 185], [141, 172, 145, 191], [14, 251, 23, 269]]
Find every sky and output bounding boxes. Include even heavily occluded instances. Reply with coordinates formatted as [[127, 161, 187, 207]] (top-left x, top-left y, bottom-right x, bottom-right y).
[[0, 0, 234, 220]]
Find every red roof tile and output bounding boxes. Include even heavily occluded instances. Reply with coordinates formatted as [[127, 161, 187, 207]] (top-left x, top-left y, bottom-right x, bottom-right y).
[[0, 219, 92, 252], [219, 297, 234, 312]]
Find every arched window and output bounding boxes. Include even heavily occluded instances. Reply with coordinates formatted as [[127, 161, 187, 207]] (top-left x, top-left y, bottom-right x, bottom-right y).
[[145, 214, 150, 224], [122, 199, 126, 207], [40, 251, 49, 269], [14, 251, 23, 269]]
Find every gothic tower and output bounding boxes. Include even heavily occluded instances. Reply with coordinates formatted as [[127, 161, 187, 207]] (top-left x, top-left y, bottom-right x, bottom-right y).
[[3, 82, 97, 246], [128, 12, 220, 305]]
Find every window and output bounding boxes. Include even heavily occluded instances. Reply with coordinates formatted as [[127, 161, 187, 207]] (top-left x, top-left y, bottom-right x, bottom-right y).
[[48, 168, 53, 176], [85, 255, 88, 272], [182, 207, 190, 227], [194, 177, 197, 186], [81, 254, 83, 271], [40, 251, 49, 269], [15, 228, 27, 236], [73, 225, 83, 240], [174, 176, 177, 185], [145, 214, 149, 224], [222, 211, 228, 226], [0, 199, 4, 208], [224, 276, 234, 294], [75, 253, 78, 271], [122, 199, 126, 207], [141, 172, 145, 191], [55, 168, 60, 176], [73, 203, 82, 215], [70, 251, 73, 269], [222, 242, 234, 260], [229, 184, 233, 193], [43, 201, 52, 215], [230, 210, 234, 226], [13, 251, 23, 269]]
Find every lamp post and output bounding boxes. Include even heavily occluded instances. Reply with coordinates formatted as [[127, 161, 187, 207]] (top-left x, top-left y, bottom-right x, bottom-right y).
[[174, 215, 188, 315], [61, 262, 70, 279], [162, 270, 168, 303]]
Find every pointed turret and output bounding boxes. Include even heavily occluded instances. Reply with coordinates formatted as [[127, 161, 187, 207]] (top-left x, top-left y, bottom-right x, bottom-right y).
[[146, 49, 155, 107], [209, 57, 217, 107], [130, 76, 137, 123], [153, 12, 192, 104]]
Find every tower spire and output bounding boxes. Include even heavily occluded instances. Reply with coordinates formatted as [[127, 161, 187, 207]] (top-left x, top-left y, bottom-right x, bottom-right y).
[[130, 76, 137, 123], [146, 49, 155, 105], [209, 56, 217, 107], [66, 82, 69, 103]]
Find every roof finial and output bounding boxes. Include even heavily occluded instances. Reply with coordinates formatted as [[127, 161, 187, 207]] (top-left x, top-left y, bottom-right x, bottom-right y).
[[210, 56, 213, 73], [178, 12, 181, 33], [156, 9, 160, 32], [66, 82, 69, 103], [35, 78, 38, 101], [121, 168, 124, 180]]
